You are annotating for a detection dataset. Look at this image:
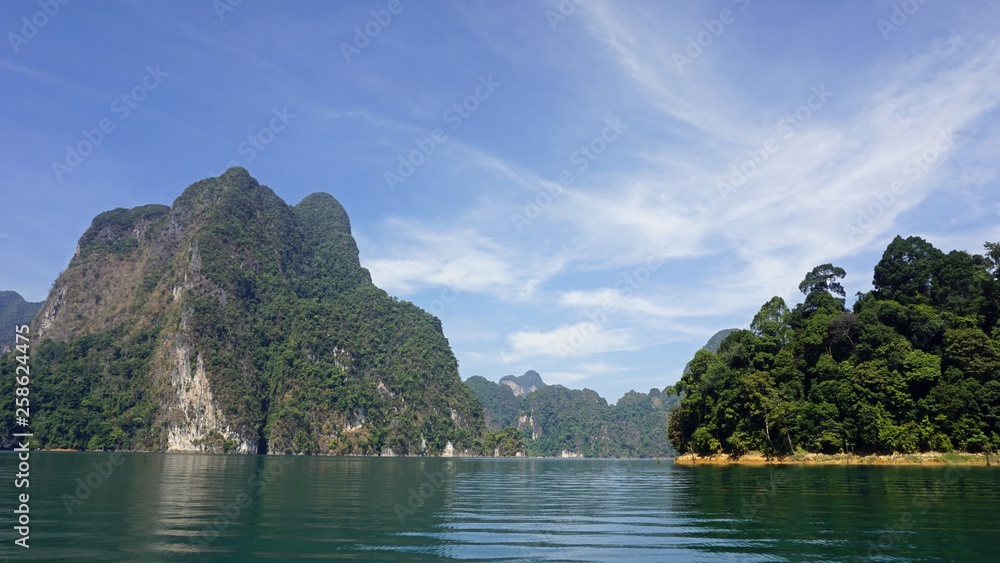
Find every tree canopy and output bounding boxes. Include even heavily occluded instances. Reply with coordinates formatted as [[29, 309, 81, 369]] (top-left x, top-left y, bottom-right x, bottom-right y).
[[670, 236, 1000, 456]]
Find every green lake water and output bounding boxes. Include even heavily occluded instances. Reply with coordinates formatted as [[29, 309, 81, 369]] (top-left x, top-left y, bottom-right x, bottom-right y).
[[1, 453, 998, 561]]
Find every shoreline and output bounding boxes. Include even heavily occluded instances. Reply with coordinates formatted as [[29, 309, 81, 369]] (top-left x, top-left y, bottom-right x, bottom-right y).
[[673, 451, 997, 466], [11, 449, 663, 460]]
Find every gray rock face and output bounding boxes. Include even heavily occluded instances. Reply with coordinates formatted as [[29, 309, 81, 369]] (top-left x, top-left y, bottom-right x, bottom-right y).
[[499, 370, 546, 396]]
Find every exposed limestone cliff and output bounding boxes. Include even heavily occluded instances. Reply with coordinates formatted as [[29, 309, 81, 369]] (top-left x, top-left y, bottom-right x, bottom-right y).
[[164, 340, 256, 453], [499, 370, 546, 396]]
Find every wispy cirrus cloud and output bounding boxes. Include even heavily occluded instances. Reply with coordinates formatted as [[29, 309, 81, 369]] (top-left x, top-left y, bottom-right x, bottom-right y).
[[363, 218, 567, 301], [549, 25, 1000, 299]]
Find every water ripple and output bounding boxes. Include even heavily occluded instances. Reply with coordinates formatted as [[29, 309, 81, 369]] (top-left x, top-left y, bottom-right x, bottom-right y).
[[2, 453, 998, 561]]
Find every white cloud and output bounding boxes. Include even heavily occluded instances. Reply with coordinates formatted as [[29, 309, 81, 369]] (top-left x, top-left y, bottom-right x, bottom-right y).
[[363, 219, 566, 300], [559, 287, 705, 320], [501, 322, 639, 363], [549, 29, 1000, 308], [584, 0, 756, 142], [540, 361, 628, 386]]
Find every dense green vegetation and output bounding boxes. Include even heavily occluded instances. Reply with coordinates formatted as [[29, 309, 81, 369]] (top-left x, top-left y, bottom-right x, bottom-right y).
[[0, 168, 485, 454], [670, 236, 1000, 457], [0, 291, 42, 353], [521, 385, 679, 457], [467, 374, 680, 458], [7, 325, 162, 451], [683, 328, 736, 374], [465, 375, 521, 429], [482, 427, 526, 457], [77, 204, 171, 258]]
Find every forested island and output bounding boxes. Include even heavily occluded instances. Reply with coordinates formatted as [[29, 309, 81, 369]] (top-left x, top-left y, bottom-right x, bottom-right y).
[[669, 236, 1000, 460]]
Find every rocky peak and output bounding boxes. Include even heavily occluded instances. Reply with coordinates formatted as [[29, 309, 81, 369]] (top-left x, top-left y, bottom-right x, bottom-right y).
[[500, 370, 546, 397]]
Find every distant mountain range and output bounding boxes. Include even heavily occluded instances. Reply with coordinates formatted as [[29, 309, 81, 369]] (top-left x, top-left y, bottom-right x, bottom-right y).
[[0, 291, 42, 354], [465, 371, 679, 458]]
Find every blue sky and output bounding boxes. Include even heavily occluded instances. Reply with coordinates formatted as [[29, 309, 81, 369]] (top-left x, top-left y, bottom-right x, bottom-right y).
[[3, 1, 1000, 403]]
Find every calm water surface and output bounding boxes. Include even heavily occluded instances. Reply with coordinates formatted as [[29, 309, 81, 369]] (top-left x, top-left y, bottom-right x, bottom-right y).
[[1, 453, 998, 561]]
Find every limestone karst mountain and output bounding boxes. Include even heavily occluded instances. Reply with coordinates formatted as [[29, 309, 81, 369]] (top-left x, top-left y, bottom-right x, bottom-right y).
[[0, 168, 484, 454]]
